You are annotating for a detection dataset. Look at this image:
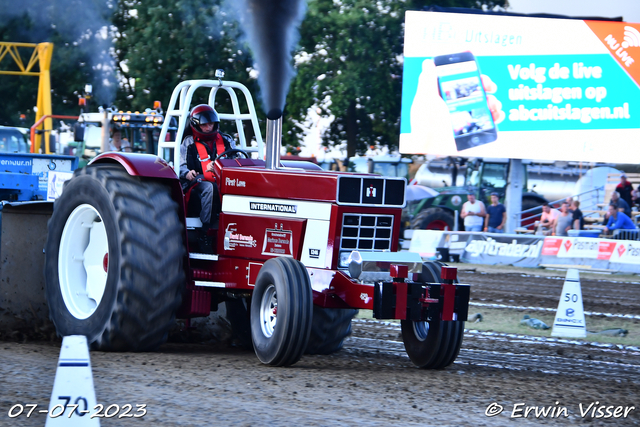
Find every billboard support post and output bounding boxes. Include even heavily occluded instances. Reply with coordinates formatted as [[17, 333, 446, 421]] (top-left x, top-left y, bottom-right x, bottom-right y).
[[505, 158, 523, 233]]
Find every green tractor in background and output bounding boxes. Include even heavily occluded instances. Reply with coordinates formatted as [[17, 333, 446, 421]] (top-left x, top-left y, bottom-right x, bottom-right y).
[[408, 158, 553, 231], [60, 104, 175, 168]]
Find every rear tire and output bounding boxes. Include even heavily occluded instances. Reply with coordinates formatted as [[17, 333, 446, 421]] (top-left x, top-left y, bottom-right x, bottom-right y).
[[411, 208, 454, 231], [305, 307, 358, 355], [401, 261, 465, 369], [250, 257, 313, 366], [45, 164, 185, 351]]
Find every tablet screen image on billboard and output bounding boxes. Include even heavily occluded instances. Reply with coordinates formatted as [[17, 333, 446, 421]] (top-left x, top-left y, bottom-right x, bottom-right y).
[[400, 11, 640, 163], [434, 51, 498, 151]]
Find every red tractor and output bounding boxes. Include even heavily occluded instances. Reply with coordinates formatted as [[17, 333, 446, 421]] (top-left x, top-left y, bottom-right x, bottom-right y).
[[44, 79, 470, 368]]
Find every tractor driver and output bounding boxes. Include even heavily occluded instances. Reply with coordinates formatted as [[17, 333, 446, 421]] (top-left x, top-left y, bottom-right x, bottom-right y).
[[179, 104, 236, 236]]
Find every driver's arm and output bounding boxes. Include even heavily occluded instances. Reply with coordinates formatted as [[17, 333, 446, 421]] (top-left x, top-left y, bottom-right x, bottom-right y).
[[179, 138, 192, 180]]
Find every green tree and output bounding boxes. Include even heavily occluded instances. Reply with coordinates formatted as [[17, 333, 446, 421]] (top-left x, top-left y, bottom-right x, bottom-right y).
[[285, 0, 508, 157], [0, 14, 39, 126], [113, 0, 259, 118], [0, 0, 117, 126]]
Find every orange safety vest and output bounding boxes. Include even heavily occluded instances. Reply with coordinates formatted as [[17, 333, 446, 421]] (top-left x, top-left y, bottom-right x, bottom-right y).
[[194, 133, 226, 182]]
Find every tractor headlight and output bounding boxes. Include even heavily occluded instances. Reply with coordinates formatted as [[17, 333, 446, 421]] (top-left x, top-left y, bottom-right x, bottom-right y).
[[338, 251, 352, 269]]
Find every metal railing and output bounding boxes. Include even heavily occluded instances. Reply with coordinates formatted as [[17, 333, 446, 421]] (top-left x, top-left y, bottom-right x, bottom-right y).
[[517, 185, 604, 229]]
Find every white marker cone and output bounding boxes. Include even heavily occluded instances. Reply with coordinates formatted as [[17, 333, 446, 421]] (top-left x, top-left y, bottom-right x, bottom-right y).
[[45, 336, 100, 426], [552, 269, 587, 338]]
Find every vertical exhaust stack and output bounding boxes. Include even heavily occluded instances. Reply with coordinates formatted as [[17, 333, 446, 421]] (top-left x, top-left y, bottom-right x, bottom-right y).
[[101, 110, 110, 153], [265, 108, 283, 170]]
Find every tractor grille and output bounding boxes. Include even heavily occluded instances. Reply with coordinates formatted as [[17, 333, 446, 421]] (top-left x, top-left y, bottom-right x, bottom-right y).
[[336, 176, 406, 207], [340, 213, 393, 252]]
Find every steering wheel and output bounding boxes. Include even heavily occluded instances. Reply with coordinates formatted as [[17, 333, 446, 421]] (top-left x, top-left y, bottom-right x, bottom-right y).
[[217, 148, 250, 160]]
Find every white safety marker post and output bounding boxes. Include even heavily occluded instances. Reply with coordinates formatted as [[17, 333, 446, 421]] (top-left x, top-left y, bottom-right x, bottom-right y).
[[45, 336, 100, 426], [552, 269, 587, 338]]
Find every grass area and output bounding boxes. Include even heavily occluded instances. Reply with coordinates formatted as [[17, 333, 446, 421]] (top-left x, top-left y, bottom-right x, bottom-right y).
[[355, 263, 640, 347], [466, 307, 640, 347], [356, 308, 640, 347]]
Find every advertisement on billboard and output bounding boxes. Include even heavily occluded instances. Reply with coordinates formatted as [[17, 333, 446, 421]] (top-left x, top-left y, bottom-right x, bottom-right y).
[[400, 11, 640, 163]]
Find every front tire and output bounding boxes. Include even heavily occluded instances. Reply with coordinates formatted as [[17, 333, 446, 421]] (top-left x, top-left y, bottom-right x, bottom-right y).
[[250, 257, 313, 366], [45, 164, 185, 351], [401, 261, 465, 369]]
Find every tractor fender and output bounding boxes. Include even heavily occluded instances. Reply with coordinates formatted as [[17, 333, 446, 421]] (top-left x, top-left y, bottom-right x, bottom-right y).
[[90, 152, 179, 180]]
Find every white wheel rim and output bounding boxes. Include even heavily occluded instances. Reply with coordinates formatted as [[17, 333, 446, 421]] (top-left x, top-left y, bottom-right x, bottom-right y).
[[259, 284, 277, 338], [413, 321, 430, 342], [58, 204, 110, 320]]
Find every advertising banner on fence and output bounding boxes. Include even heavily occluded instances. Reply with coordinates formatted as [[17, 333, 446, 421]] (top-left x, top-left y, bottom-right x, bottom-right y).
[[407, 231, 543, 267], [461, 233, 544, 267], [400, 11, 640, 163], [408, 230, 444, 258], [440, 231, 471, 257], [541, 236, 640, 272]]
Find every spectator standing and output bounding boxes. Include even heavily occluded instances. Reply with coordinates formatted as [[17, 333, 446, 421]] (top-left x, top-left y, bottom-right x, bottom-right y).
[[571, 200, 584, 230], [566, 197, 574, 214], [555, 202, 573, 236], [484, 192, 506, 233], [632, 184, 640, 207], [535, 203, 560, 235], [610, 191, 631, 217], [604, 203, 637, 235], [461, 193, 486, 232], [616, 174, 634, 208]]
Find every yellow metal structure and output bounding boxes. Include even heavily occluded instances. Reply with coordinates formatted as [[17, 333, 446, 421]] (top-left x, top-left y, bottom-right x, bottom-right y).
[[0, 42, 54, 153]]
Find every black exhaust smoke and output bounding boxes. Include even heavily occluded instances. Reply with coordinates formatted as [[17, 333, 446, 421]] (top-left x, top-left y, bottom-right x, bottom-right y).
[[236, 0, 307, 113], [0, 0, 116, 105]]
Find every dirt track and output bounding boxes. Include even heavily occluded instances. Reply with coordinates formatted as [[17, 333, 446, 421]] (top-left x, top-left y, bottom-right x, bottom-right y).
[[2, 267, 640, 426]]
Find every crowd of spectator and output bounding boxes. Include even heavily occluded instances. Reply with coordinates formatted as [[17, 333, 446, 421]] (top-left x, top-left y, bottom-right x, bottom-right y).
[[531, 174, 638, 237], [460, 172, 639, 237]]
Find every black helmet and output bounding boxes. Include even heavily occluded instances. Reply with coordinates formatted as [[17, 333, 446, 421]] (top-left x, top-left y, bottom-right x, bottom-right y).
[[189, 104, 219, 139]]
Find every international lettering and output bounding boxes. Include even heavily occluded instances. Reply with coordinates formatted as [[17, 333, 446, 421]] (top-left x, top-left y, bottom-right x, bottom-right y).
[[250, 202, 297, 214]]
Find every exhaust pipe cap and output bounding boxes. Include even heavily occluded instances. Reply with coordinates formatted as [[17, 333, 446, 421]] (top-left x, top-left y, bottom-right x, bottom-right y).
[[267, 108, 282, 120]]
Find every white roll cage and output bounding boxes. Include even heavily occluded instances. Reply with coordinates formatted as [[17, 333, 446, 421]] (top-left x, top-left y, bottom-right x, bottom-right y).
[[157, 80, 265, 177]]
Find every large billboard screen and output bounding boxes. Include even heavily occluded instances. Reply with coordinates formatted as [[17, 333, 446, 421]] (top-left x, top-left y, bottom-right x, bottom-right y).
[[400, 11, 640, 163]]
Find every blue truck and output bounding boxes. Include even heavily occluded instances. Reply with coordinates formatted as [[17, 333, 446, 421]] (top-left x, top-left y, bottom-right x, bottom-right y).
[[0, 152, 78, 202], [0, 126, 78, 333], [1, 125, 78, 202]]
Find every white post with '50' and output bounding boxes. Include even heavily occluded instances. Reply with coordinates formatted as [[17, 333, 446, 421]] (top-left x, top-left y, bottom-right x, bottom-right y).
[[552, 269, 587, 338]]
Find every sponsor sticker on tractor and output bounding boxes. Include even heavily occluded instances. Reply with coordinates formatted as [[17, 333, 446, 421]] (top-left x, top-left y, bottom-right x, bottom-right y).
[[262, 228, 293, 256], [224, 223, 257, 251]]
